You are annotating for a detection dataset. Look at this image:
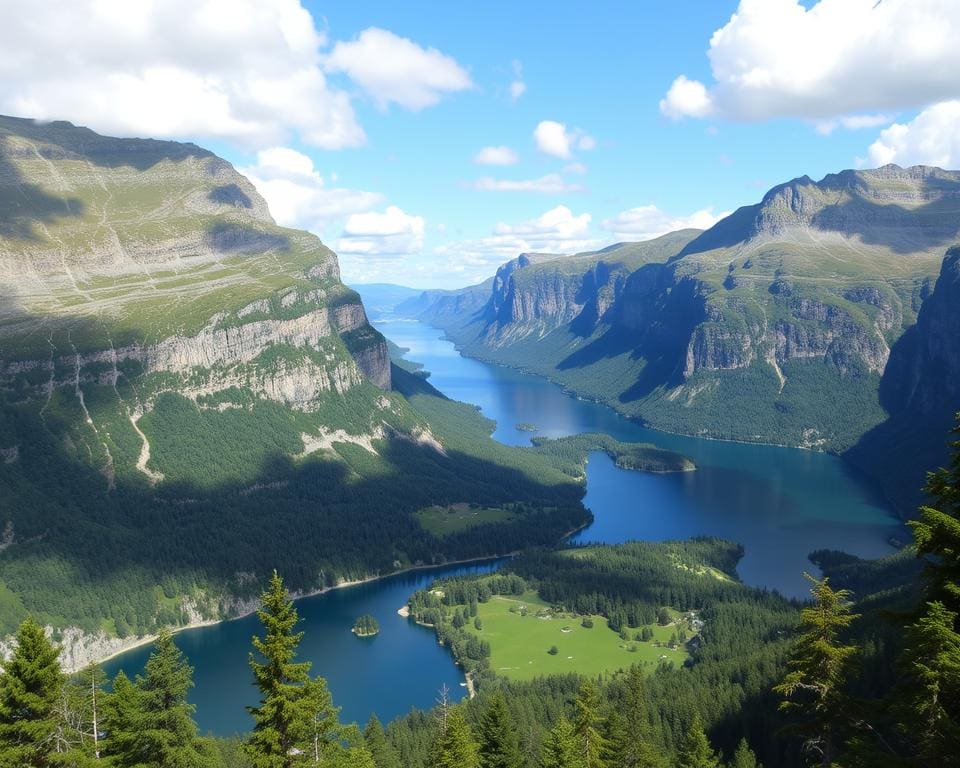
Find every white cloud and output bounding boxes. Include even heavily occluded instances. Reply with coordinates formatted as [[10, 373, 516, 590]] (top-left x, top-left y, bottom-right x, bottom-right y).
[[325, 27, 472, 111], [509, 59, 526, 102], [435, 206, 600, 274], [534, 121, 573, 159], [471, 174, 583, 194], [239, 147, 382, 233], [602, 205, 727, 242], [0, 0, 365, 149], [533, 120, 595, 158], [474, 146, 520, 166], [336, 206, 425, 256], [865, 101, 960, 169], [660, 0, 960, 122], [660, 76, 713, 120], [815, 114, 894, 136]]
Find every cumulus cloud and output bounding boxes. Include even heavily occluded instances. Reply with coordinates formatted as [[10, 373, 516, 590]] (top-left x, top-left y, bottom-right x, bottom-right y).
[[325, 27, 473, 111], [336, 206, 425, 256], [815, 114, 893, 136], [660, 0, 960, 123], [473, 146, 520, 166], [602, 205, 727, 242], [239, 147, 381, 232], [435, 206, 599, 273], [533, 121, 595, 159], [660, 76, 713, 120], [470, 174, 584, 194], [0, 0, 365, 149], [865, 101, 960, 169]]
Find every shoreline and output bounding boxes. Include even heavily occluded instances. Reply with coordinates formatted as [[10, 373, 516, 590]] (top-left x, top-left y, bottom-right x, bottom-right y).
[[82, 553, 514, 672], [413, 321, 906, 520]]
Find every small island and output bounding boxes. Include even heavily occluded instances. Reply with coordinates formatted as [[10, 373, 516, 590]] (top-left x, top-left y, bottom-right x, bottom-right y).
[[516, 422, 538, 432], [352, 614, 380, 637]]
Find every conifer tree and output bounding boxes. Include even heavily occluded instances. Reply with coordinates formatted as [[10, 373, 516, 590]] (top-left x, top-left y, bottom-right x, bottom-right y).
[[774, 574, 860, 767], [677, 713, 719, 768], [141, 630, 202, 765], [0, 616, 64, 768], [431, 706, 479, 768], [101, 671, 144, 764], [618, 665, 664, 768], [893, 601, 960, 763], [572, 680, 605, 768], [540, 715, 576, 768], [478, 692, 522, 768], [910, 416, 960, 613], [364, 714, 401, 768], [727, 738, 759, 768], [246, 571, 313, 767]]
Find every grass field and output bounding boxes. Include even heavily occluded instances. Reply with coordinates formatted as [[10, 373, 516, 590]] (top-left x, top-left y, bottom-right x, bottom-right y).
[[416, 503, 518, 537], [465, 591, 690, 681]]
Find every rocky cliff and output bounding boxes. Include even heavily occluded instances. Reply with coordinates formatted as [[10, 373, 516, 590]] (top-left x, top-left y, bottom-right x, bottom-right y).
[[849, 248, 960, 512], [421, 166, 955, 455], [0, 115, 392, 491]]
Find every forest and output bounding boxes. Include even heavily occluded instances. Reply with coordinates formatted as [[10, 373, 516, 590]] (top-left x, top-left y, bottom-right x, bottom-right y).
[[2, 417, 958, 766]]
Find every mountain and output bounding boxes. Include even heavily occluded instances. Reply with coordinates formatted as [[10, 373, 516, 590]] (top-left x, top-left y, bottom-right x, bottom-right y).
[[414, 166, 957, 485], [0, 117, 593, 662], [849, 246, 960, 512]]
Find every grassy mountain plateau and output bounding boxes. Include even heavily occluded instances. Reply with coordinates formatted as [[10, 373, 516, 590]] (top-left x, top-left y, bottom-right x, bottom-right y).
[[411, 166, 960, 514], [0, 116, 699, 662]]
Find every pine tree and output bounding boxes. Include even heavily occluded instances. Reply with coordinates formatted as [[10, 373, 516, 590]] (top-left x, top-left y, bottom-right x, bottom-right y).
[[677, 713, 719, 768], [132, 629, 204, 768], [432, 706, 479, 768], [246, 571, 313, 768], [910, 416, 960, 614], [101, 671, 145, 764], [478, 692, 522, 768], [0, 616, 64, 768], [572, 680, 605, 768], [773, 574, 860, 767], [364, 714, 401, 768], [618, 665, 664, 768], [540, 715, 577, 768], [728, 738, 759, 768], [893, 601, 960, 764]]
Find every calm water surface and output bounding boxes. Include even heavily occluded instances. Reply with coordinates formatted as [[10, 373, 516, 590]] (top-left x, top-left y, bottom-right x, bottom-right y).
[[104, 310, 904, 735]]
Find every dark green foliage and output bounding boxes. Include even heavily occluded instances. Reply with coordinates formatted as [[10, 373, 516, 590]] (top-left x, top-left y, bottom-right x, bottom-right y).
[[892, 602, 960, 763], [774, 575, 860, 766], [432, 706, 479, 768], [0, 616, 64, 767], [478, 693, 523, 768], [910, 417, 960, 614], [0, 376, 590, 637], [572, 681, 605, 768], [246, 572, 312, 767], [728, 738, 759, 768], [364, 715, 400, 768], [352, 615, 380, 637], [100, 631, 205, 768], [540, 715, 576, 768], [677, 713, 720, 768]]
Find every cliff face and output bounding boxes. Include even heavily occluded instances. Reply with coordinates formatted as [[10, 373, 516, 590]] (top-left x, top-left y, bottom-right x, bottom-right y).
[[848, 248, 960, 513], [424, 167, 954, 452], [0, 116, 392, 486]]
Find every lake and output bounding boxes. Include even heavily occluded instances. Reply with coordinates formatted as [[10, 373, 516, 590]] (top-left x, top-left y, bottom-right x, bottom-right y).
[[103, 310, 905, 736]]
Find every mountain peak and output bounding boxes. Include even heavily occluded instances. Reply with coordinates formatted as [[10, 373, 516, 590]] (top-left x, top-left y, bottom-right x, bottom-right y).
[[682, 164, 960, 257]]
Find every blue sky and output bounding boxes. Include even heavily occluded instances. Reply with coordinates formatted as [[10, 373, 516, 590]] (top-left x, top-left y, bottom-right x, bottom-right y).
[[3, 0, 959, 287]]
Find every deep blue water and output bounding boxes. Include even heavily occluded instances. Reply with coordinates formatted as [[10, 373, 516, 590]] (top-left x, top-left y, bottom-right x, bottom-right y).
[[103, 311, 904, 736]]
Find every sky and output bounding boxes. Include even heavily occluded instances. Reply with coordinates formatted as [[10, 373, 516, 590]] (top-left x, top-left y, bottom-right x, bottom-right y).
[[2, 0, 960, 287]]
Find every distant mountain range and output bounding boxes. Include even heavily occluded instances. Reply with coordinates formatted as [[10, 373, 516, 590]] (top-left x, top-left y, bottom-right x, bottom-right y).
[[402, 165, 960, 514]]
